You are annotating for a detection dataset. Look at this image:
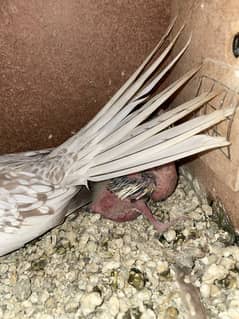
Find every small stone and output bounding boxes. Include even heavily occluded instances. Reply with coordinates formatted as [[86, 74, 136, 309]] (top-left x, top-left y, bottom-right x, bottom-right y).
[[200, 283, 211, 298], [223, 247, 239, 262], [40, 290, 50, 304], [86, 241, 98, 253], [45, 297, 57, 310], [210, 284, 221, 297], [31, 259, 47, 271], [156, 261, 169, 276], [66, 270, 78, 282], [140, 308, 156, 319], [80, 292, 103, 316], [14, 277, 32, 301], [85, 262, 99, 273], [0, 264, 9, 274], [195, 222, 206, 231], [65, 231, 76, 243], [56, 245, 66, 255], [103, 261, 121, 272], [216, 275, 238, 289], [182, 228, 190, 237], [36, 315, 54, 319], [109, 238, 124, 249], [79, 233, 89, 246], [190, 211, 203, 221], [202, 204, 213, 216], [229, 296, 239, 308], [128, 268, 146, 290], [107, 295, 120, 316], [118, 298, 129, 313], [97, 311, 115, 319], [30, 292, 39, 304], [164, 306, 179, 319], [202, 264, 228, 284], [122, 307, 142, 319], [135, 289, 151, 304], [65, 301, 80, 313], [163, 230, 176, 242], [201, 255, 218, 265], [221, 257, 236, 270]]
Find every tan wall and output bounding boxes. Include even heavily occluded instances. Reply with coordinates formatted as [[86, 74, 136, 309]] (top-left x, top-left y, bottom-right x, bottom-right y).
[[169, 0, 239, 227], [0, 0, 169, 154]]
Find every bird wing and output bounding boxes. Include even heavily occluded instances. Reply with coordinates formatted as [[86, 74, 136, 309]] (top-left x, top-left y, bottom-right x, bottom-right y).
[[0, 166, 81, 255], [0, 169, 67, 231], [0, 149, 52, 168]]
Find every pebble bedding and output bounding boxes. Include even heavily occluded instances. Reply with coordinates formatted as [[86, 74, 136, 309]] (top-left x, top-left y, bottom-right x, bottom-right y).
[[0, 168, 239, 319]]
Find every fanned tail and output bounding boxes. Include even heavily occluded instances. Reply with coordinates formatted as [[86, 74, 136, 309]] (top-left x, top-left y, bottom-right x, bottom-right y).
[[50, 21, 234, 187]]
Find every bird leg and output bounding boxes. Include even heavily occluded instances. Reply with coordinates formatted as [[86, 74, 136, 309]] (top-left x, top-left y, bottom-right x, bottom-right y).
[[133, 199, 186, 233]]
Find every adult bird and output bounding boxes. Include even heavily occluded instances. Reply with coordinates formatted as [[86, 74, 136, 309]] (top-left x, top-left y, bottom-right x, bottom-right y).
[[0, 20, 234, 256]]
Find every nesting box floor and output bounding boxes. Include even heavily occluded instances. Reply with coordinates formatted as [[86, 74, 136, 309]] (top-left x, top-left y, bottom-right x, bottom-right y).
[[0, 172, 239, 319]]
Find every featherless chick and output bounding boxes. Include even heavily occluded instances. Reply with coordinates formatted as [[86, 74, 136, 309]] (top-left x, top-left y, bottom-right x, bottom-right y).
[[0, 20, 235, 256], [90, 163, 178, 232]]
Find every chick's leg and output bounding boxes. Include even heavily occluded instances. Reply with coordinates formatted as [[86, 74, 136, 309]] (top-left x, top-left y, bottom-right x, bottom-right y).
[[133, 199, 184, 233]]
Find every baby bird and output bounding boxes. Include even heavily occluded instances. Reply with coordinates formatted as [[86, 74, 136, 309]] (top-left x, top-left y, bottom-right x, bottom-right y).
[[90, 163, 178, 232], [0, 20, 234, 256]]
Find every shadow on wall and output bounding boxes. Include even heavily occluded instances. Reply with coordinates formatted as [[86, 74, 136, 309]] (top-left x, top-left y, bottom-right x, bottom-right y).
[[0, 0, 169, 154]]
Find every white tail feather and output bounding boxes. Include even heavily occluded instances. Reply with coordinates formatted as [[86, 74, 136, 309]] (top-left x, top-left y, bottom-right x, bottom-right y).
[[47, 23, 235, 187], [85, 108, 233, 177], [82, 16, 178, 132], [88, 136, 230, 181], [51, 19, 184, 156]]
